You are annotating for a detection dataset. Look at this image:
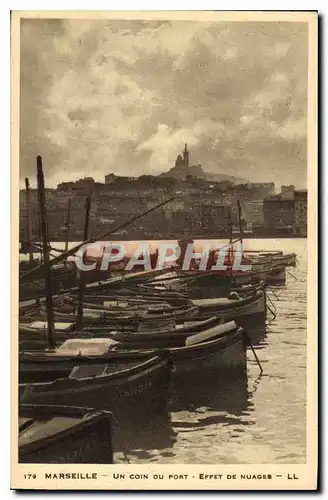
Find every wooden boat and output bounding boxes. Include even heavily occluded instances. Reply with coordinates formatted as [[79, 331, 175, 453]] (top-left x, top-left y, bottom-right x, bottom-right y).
[[20, 322, 246, 385], [19, 300, 200, 351], [19, 263, 79, 301], [166, 325, 247, 380], [191, 290, 266, 324], [37, 299, 198, 322], [252, 252, 297, 268], [266, 266, 286, 285], [155, 272, 266, 300], [19, 315, 224, 352], [80, 288, 191, 307], [20, 294, 198, 323], [96, 323, 247, 377], [19, 260, 125, 302], [231, 270, 275, 286], [61, 297, 198, 320], [111, 319, 237, 348], [18, 268, 164, 308], [19, 405, 113, 464], [19, 322, 96, 352], [272, 252, 297, 267], [19, 348, 171, 421]]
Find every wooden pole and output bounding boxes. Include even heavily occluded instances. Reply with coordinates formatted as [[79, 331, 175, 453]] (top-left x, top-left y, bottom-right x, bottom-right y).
[[64, 198, 72, 265], [237, 199, 244, 263], [228, 208, 233, 245], [227, 208, 233, 267], [24, 178, 34, 264], [37, 210, 43, 265], [76, 197, 91, 330], [237, 199, 244, 244], [36, 156, 55, 348]]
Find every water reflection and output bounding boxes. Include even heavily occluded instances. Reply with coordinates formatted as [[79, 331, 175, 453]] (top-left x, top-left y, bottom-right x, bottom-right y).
[[113, 412, 177, 462], [114, 240, 307, 464], [170, 373, 250, 422]]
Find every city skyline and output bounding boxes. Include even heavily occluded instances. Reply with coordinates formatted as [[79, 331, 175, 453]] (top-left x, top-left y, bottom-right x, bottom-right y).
[[20, 19, 308, 189]]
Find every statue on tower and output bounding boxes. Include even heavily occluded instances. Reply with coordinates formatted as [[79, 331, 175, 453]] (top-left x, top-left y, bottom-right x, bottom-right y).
[[174, 144, 191, 169], [183, 143, 189, 166]]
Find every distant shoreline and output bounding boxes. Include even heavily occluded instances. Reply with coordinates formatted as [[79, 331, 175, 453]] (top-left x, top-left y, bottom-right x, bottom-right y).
[[44, 233, 307, 243]]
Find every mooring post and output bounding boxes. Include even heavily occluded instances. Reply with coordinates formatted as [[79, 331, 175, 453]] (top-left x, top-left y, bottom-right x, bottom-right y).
[[76, 196, 91, 330], [36, 156, 55, 348]]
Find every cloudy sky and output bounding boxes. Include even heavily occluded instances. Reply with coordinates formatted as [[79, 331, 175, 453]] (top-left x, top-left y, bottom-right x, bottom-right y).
[[20, 18, 308, 188]]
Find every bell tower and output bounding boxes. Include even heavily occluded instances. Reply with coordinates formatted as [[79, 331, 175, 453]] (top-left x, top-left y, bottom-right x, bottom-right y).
[[183, 143, 189, 167]]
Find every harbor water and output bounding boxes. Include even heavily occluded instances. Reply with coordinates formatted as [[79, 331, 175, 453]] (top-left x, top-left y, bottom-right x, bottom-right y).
[[116, 239, 308, 464], [20, 238, 307, 464]]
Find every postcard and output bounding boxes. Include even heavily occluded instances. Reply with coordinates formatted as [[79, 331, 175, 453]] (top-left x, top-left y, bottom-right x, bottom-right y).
[[11, 10, 318, 490]]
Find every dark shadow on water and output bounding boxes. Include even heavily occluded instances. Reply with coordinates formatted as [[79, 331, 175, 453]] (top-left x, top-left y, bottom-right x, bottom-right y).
[[245, 321, 268, 346], [168, 371, 254, 427], [113, 368, 262, 461], [112, 412, 177, 460]]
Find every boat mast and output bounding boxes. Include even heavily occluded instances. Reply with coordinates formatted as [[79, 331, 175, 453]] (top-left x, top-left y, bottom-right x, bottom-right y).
[[37, 210, 43, 265], [76, 196, 91, 331], [36, 155, 55, 349], [237, 200, 244, 261], [24, 178, 34, 264], [237, 199, 244, 244], [228, 208, 233, 245], [64, 198, 72, 266], [227, 208, 233, 264]]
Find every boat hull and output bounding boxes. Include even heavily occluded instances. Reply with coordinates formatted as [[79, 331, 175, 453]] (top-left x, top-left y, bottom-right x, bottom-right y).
[[169, 329, 247, 380], [192, 292, 266, 326], [19, 356, 171, 422], [267, 267, 286, 285], [19, 405, 113, 464]]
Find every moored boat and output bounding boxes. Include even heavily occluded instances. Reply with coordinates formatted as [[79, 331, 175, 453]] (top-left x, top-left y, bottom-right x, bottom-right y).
[[19, 348, 171, 421], [167, 326, 247, 380], [109, 321, 247, 379], [266, 266, 286, 285], [19, 404, 113, 463], [191, 290, 266, 325], [20, 319, 246, 385]]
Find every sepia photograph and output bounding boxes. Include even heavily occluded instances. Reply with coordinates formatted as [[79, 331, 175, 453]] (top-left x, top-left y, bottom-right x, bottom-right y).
[[11, 10, 317, 490]]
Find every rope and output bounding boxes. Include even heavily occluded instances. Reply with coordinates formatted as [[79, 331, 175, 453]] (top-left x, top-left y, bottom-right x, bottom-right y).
[[266, 303, 276, 322], [286, 269, 304, 282], [266, 294, 276, 313], [244, 332, 263, 374], [267, 285, 280, 301]]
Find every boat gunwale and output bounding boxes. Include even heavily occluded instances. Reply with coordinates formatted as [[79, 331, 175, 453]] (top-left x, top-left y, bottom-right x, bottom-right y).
[[19, 405, 112, 456], [19, 355, 169, 390]]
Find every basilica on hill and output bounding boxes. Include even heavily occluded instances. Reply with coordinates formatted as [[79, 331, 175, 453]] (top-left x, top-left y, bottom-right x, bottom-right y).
[[160, 144, 205, 181]]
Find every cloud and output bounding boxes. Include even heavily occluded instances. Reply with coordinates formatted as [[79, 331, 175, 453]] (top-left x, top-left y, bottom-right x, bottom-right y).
[[20, 19, 308, 188]]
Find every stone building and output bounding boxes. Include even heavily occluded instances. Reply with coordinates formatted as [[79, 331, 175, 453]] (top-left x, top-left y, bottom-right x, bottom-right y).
[[294, 190, 307, 236], [263, 188, 307, 236], [263, 195, 295, 233]]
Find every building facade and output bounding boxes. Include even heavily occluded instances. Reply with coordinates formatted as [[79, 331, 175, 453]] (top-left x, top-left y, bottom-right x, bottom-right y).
[[263, 188, 307, 236], [263, 196, 295, 233], [294, 190, 307, 237]]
